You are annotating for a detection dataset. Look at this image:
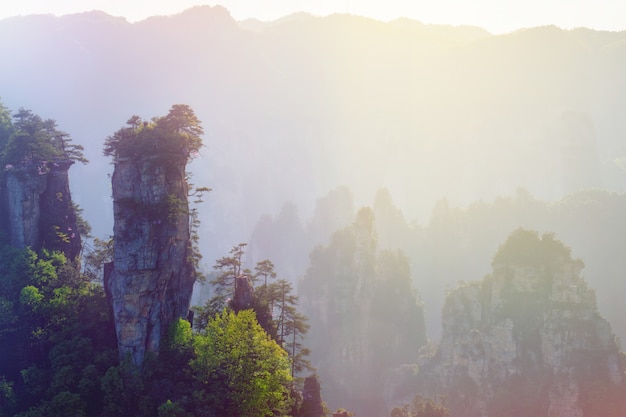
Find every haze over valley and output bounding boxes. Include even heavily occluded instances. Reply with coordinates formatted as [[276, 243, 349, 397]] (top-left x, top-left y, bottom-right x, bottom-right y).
[[1, 4, 626, 416]]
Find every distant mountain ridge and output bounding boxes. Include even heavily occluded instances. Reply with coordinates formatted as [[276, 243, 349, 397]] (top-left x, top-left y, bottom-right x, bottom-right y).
[[3, 9, 626, 416], [1, 6, 624, 228], [2, 5, 626, 310]]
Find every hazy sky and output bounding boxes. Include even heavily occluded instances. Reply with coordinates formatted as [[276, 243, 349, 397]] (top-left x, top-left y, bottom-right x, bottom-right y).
[[0, 0, 625, 33]]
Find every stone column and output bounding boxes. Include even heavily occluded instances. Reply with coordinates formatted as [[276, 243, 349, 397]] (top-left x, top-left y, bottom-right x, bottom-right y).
[[106, 153, 195, 365]]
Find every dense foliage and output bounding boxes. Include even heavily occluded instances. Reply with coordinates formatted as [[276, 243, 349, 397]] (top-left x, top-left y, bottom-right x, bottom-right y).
[[0, 245, 117, 417], [0, 107, 87, 166], [0, 103, 113, 415], [195, 243, 313, 386], [191, 310, 292, 417], [0, 102, 316, 416], [0, 101, 12, 152], [0, 102, 87, 260], [0, 241, 315, 416], [0, 239, 316, 417], [103, 104, 203, 161]]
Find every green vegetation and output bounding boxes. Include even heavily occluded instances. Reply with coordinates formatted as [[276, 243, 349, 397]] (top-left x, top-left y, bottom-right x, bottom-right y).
[[0, 102, 318, 416], [0, 246, 116, 417], [114, 196, 180, 224], [192, 310, 291, 417], [390, 396, 449, 417], [103, 104, 203, 161], [1, 107, 87, 167], [0, 100, 12, 152], [0, 231, 315, 417], [0, 240, 315, 416], [3, 97, 623, 417], [0, 101, 86, 261], [195, 243, 313, 385]]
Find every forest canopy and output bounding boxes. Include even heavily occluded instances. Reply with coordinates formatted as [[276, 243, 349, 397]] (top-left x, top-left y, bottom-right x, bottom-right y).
[[0, 106, 87, 166]]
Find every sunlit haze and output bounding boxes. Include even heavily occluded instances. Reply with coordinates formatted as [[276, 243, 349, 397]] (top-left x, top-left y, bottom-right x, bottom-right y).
[[1, 0, 625, 33], [2, 1, 626, 416]]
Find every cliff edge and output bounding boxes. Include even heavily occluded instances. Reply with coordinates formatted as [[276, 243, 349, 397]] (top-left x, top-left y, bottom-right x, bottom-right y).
[[106, 152, 195, 365], [417, 229, 626, 417], [0, 106, 84, 261]]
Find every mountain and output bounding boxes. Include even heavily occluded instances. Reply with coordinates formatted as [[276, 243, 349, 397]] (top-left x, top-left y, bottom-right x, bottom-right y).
[[2, 7, 626, 269], [415, 229, 626, 417], [103, 107, 199, 365], [2, 9, 626, 415], [299, 207, 427, 417], [246, 186, 626, 353]]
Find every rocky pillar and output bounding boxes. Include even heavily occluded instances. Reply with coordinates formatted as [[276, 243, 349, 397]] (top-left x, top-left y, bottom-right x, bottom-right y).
[[302, 375, 324, 417], [106, 153, 195, 365], [4, 159, 81, 260], [39, 159, 82, 260], [5, 164, 48, 249]]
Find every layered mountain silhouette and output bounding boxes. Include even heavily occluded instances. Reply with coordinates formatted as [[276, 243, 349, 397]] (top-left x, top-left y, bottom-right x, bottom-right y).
[[2, 4, 626, 342]]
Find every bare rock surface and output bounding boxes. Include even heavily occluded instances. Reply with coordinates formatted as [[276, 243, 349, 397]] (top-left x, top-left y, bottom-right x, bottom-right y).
[[106, 153, 195, 365], [417, 230, 626, 417]]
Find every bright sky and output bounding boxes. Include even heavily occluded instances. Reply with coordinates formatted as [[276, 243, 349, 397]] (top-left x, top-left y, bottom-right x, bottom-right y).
[[0, 0, 625, 34]]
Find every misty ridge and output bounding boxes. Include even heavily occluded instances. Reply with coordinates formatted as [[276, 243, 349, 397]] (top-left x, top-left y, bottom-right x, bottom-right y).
[[2, 5, 626, 417], [2, 2, 626, 357]]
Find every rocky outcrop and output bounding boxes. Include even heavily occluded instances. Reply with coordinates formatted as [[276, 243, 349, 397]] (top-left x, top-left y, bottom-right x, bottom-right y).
[[233, 275, 254, 311], [301, 374, 324, 417], [417, 229, 626, 417], [3, 159, 81, 260], [105, 153, 195, 365], [299, 208, 427, 417]]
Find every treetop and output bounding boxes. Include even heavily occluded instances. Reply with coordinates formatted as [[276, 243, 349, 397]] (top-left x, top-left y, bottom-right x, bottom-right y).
[[103, 104, 203, 161]]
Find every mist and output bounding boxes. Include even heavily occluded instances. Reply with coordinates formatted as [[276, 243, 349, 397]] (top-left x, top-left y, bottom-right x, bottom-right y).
[[2, 6, 626, 416]]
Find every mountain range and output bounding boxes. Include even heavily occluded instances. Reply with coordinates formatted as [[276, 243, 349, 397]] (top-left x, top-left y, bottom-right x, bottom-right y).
[[2, 4, 626, 343]]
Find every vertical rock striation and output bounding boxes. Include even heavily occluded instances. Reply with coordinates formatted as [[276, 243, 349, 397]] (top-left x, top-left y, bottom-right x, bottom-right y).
[[301, 374, 324, 417], [4, 163, 47, 249], [39, 159, 83, 260], [106, 152, 195, 365], [299, 208, 427, 417], [103, 104, 203, 365], [417, 229, 626, 417], [3, 159, 81, 260]]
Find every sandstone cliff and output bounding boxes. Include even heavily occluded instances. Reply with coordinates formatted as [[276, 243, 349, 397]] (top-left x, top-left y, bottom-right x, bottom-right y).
[[416, 229, 626, 417], [105, 152, 195, 365], [3, 158, 82, 260]]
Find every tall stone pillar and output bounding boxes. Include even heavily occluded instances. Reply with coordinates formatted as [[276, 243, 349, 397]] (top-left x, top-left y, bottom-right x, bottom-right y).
[[106, 153, 195, 365]]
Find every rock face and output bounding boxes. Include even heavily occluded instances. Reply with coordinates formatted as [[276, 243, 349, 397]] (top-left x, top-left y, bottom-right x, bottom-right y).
[[3, 159, 81, 260], [417, 229, 626, 417], [105, 153, 195, 365], [299, 208, 427, 417], [233, 275, 254, 311], [301, 374, 324, 417]]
